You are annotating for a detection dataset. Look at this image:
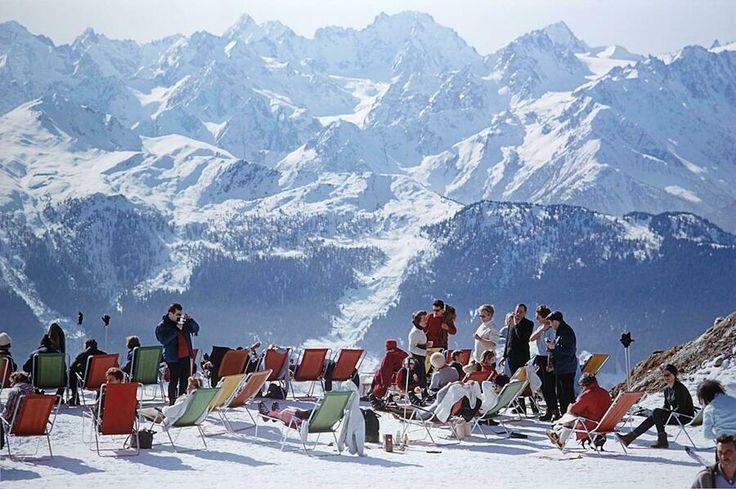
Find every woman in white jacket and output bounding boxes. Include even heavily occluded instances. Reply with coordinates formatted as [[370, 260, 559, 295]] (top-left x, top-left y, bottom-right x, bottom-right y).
[[698, 379, 736, 440]]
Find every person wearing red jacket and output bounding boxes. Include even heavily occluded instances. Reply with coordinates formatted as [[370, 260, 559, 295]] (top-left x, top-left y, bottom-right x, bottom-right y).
[[424, 300, 457, 350], [370, 340, 408, 399], [546, 373, 612, 449]]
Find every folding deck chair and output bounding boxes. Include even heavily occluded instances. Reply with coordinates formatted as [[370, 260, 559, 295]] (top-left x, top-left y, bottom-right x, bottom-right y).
[[204, 373, 248, 435], [217, 350, 249, 378], [129, 346, 166, 402], [290, 348, 330, 400], [472, 379, 528, 438], [278, 390, 353, 455], [31, 353, 66, 394], [83, 382, 141, 456], [667, 407, 703, 449], [218, 369, 272, 434], [76, 353, 120, 406], [262, 347, 291, 383], [582, 353, 610, 375], [158, 388, 220, 451], [330, 349, 364, 383], [569, 390, 645, 454], [1, 394, 59, 458]]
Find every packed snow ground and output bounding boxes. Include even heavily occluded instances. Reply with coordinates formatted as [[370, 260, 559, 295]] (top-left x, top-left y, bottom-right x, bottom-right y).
[[0, 379, 721, 488]]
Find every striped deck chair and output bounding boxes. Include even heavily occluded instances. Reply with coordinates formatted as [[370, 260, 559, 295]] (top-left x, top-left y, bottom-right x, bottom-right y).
[[570, 390, 645, 454], [219, 369, 272, 434], [471, 379, 528, 438], [1, 394, 59, 458], [76, 354, 120, 406], [290, 348, 330, 399]]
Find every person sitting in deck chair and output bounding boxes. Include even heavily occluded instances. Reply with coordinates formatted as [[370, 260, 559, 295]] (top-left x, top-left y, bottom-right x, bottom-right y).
[[427, 351, 459, 396], [546, 373, 612, 450], [140, 376, 203, 428], [121, 336, 140, 376], [617, 363, 694, 449], [257, 400, 312, 427], [68, 338, 106, 406], [0, 371, 34, 449], [369, 340, 408, 408], [94, 367, 124, 421]]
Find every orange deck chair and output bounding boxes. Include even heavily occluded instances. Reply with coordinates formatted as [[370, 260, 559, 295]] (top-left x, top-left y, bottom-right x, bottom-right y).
[[217, 350, 250, 378], [569, 390, 645, 454], [290, 348, 330, 399], [219, 369, 272, 434], [85, 382, 140, 456], [330, 348, 365, 383], [1, 394, 59, 458], [77, 353, 120, 406], [262, 347, 291, 382]]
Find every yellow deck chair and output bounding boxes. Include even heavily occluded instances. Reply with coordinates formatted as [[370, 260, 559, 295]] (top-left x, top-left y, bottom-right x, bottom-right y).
[[582, 353, 610, 375]]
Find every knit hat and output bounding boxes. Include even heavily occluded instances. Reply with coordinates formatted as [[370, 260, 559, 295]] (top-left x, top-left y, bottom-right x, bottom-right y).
[[0, 332, 10, 347], [430, 352, 446, 369], [660, 363, 678, 377]]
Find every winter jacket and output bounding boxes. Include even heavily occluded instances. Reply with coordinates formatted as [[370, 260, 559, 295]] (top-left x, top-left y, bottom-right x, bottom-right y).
[[155, 314, 200, 363], [121, 348, 134, 375], [568, 381, 612, 440], [691, 464, 736, 488], [337, 381, 365, 456], [549, 321, 577, 375], [429, 365, 459, 391], [22, 345, 59, 374], [1, 382, 34, 421], [702, 393, 736, 440], [503, 317, 533, 370], [70, 346, 107, 378], [371, 340, 407, 398], [664, 380, 695, 418], [424, 313, 456, 350]]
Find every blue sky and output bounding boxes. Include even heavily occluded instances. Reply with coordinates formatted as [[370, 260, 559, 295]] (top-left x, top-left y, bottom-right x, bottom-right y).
[[2, 0, 735, 54]]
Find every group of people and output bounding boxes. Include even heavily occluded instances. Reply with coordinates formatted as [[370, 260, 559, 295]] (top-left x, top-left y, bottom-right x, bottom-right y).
[[370, 300, 579, 425], [0, 301, 734, 486]]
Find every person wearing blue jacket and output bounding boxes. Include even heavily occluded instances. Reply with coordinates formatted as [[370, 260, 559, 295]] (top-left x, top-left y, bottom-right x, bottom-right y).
[[698, 379, 736, 441], [155, 303, 200, 405], [545, 311, 577, 415]]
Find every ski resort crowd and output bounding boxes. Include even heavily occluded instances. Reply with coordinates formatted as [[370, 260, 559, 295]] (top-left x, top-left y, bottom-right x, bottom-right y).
[[0, 301, 734, 487]]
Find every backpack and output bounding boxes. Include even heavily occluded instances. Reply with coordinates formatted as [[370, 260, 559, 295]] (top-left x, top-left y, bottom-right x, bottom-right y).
[[361, 408, 380, 443]]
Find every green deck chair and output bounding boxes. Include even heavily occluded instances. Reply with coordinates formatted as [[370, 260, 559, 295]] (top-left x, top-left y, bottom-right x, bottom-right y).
[[279, 390, 353, 455], [163, 387, 220, 451], [129, 346, 165, 402], [472, 379, 528, 438], [32, 353, 66, 391]]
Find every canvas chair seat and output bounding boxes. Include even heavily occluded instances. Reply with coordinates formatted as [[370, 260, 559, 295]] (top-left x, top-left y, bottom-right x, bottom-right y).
[[1, 394, 59, 458]]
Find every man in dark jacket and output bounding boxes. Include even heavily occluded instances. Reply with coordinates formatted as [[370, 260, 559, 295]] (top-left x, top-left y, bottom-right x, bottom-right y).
[[546, 310, 578, 414], [67, 338, 106, 406], [501, 304, 534, 413], [617, 363, 694, 448], [22, 334, 59, 374], [155, 303, 200, 405]]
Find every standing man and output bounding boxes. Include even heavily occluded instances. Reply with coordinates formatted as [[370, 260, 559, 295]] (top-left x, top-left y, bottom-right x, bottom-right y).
[[530, 304, 560, 421], [424, 300, 457, 350], [501, 303, 534, 413], [545, 311, 577, 415], [156, 303, 199, 405]]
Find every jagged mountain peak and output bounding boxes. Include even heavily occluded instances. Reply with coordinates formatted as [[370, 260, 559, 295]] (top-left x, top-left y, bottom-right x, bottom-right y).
[[539, 20, 587, 52]]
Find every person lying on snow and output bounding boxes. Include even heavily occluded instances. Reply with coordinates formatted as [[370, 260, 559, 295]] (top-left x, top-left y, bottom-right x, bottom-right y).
[[546, 373, 612, 450]]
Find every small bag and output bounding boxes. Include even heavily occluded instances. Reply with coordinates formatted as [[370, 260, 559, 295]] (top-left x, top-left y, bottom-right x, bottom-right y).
[[130, 429, 155, 449], [361, 408, 381, 443]]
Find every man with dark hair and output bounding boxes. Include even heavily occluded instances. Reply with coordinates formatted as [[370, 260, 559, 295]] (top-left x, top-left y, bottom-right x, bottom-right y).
[[698, 379, 736, 441], [68, 338, 107, 406], [156, 303, 200, 405], [692, 434, 736, 488], [501, 303, 534, 413], [545, 311, 578, 415], [424, 299, 456, 350], [530, 304, 559, 420]]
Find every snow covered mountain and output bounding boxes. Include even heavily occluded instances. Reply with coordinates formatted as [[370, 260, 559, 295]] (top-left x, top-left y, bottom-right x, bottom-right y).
[[0, 14, 734, 362]]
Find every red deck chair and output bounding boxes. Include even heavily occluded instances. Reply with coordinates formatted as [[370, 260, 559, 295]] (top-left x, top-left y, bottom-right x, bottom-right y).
[[445, 349, 472, 366], [1, 394, 59, 458], [219, 369, 272, 434], [262, 347, 291, 382], [77, 353, 120, 406], [569, 391, 645, 454], [217, 350, 249, 378], [330, 348, 364, 382], [84, 383, 140, 456], [290, 348, 330, 399]]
